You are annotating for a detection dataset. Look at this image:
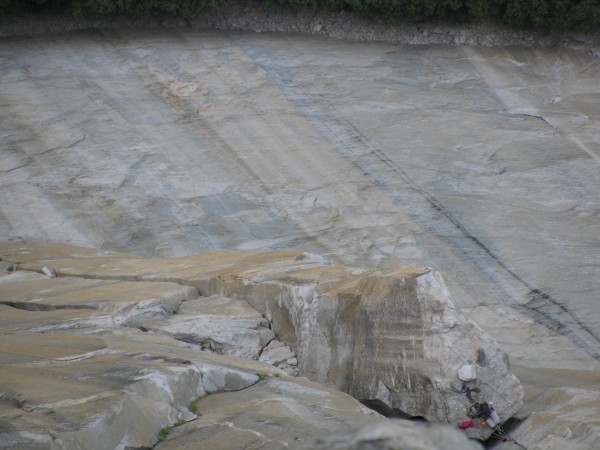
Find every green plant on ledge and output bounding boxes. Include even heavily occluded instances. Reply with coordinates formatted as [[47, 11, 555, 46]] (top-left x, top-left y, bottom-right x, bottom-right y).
[[188, 398, 200, 415], [158, 418, 186, 442]]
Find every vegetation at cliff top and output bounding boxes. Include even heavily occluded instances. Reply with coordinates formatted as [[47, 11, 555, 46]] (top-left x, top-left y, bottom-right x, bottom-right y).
[[1, 0, 599, 32]]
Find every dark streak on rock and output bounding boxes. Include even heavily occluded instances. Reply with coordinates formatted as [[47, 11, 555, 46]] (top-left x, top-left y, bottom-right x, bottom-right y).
[[242, 66, 600, 360], [0, 301, 97, 312]]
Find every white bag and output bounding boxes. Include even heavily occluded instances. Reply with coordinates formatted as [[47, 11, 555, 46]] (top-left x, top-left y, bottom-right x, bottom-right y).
[[457, 364, 477, 382]]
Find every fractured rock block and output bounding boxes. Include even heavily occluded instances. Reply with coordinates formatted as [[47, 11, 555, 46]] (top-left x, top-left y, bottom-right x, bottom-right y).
[[259, 339, 300, 376], [303, 420, 483, 450], [135, 295, 274, 359], [192, 259, 524, 435], [154, 376, 383, 450]]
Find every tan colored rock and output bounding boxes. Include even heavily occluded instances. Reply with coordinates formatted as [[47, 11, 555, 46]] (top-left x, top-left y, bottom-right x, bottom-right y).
[[507, 365, 600, 450], [0, 258, 387, 450], [0, 270, 196, 329], [0, 325, 285, 450], [1, 243, 524, 436], [302, 420, 483, 450], [136, 295, 274, 359], [0, 267, 291, 372], [259, 339, 299, 375]]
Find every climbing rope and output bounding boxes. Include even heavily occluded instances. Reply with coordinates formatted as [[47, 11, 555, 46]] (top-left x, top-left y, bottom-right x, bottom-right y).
[[490, 423, 528, 449], [459, 384, 481, 403]]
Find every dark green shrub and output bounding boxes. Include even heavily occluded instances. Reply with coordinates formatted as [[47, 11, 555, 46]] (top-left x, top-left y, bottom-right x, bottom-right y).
[[506, 0, 600, 31], [572, 0, 600, 32], [1, 0, 599, 31], [0, 0, 218, 17]]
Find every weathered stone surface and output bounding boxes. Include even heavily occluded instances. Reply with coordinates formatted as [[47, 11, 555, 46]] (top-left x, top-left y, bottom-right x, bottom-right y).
[[2, 28, 599, 448], [1, 243, 524, 437], [206, 262, 523, 432], [0, 243, 493, 450], [136, 295, 275, 359], [0, 326, 281, 450], [0, 260, 284, 449], [158, 376, 481, 450], [505, 365, 600, 450], [154, 376, 386, 450], [513, 387, 600, 450], [259, 339, 299, 376], [303, 420, 484, 450], [0, 270, 195, 329]]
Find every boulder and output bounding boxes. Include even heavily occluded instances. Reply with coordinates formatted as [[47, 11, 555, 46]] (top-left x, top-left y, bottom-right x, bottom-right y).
[[182, 255, 523, 432]]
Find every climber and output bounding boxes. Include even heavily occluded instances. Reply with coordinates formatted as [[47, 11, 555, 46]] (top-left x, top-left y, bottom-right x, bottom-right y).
[[468, 400, 491, 420]]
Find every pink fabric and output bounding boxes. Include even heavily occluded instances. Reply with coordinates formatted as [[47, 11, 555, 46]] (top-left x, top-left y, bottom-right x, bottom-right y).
[[460, 419, 474, 429]]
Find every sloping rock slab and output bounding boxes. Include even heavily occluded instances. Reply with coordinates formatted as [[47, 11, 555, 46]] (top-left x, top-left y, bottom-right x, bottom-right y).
[[0, 326, 283, 450], [0, 270, 194, 329], [155, 376, 384, 449], [303, 419, 483, 450], [135, 295, 274, 359], [0, 269, 281, 366]]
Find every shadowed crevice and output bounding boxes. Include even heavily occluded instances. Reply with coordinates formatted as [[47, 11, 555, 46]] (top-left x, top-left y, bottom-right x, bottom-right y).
[[0, 300, 96, 312]]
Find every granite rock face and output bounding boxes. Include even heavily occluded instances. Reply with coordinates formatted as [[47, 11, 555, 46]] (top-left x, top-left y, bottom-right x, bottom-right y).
[[2, 26, 600, 450], [258, 339, 300, 376], [0, 265, 370, 449], [0, 262, 274, 449], [0, 242, 490, 449], [0, 270, 195, 330], [0, 324, 267, 450], [303, 420, 484, 450], [502, 365, 600, 450], [2, 29, 598, 379], [195, 256, 523, 432], [135, 295, 275, 359], [0, 242, 523, 442], [154, 376, 384, 450]]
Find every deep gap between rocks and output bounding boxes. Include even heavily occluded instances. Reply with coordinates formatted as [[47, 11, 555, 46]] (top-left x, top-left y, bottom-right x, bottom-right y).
[[482, 416, 528, 449], [0, 300, 97, 312], [360, 399, 427, 421]]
